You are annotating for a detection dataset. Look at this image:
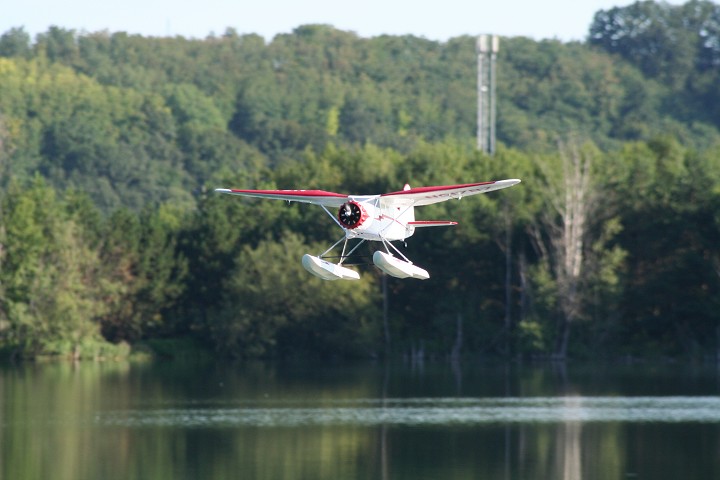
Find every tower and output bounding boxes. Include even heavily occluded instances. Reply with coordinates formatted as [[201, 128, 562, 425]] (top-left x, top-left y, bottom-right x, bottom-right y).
[[476, 34, 499, 154]]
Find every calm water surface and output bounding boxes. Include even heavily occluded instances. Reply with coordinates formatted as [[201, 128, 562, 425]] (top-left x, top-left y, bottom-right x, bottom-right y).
[[1, 360, 719, 479]]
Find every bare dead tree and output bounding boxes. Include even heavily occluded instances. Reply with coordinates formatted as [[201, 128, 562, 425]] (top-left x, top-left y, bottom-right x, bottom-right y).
[[530, 140, 597, 359]]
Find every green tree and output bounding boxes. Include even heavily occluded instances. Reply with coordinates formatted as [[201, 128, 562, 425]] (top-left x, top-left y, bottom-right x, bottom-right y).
[[609, 138, 720, 356], [35, 26, 80, 65], [0, 27, 31, 59], [98, 204, 187, 342], [589, 1, 694, 86], [206, 233, 379, 358], [0, 179, 112, 357]]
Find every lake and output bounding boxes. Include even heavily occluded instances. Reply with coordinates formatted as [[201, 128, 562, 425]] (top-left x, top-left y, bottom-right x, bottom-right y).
[[1, 359, 719, 479]]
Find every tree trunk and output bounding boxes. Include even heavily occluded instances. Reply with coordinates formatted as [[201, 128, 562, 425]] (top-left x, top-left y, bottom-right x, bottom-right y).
[[555, 317, 571, 360], [451, 313, 463, 361]]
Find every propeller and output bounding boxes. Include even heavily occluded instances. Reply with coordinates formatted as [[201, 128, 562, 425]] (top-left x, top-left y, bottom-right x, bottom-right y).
[[338, 201, 364, 228]]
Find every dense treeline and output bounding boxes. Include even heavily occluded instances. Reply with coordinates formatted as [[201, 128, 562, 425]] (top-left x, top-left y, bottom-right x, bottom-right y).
[[0, 0, 719, 360]]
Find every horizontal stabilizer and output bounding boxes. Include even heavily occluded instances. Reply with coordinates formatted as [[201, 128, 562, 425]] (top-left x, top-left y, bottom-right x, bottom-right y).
[[408, 220, 458, 227]]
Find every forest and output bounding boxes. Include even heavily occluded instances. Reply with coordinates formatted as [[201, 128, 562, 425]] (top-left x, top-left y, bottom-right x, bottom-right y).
[[0, 0, 719, 361]]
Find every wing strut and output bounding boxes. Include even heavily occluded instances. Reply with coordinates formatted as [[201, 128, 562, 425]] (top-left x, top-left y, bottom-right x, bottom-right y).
[[319, 235, 367, 265], [320, 236, 347, 258], [380, 237, 413, 264], [321, 205, 345, 230]]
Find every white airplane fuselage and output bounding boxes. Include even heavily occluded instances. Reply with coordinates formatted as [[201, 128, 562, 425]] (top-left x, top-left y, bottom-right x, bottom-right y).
[[337, 196, 416, 242]]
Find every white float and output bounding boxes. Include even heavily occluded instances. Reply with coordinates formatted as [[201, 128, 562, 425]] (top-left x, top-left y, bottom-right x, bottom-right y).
[[373, 251, 429, 280], [302, 254, 360, 281]]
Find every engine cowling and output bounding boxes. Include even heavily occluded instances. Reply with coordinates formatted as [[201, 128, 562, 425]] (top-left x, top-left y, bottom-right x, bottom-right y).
[[337, 201, 368, 229]]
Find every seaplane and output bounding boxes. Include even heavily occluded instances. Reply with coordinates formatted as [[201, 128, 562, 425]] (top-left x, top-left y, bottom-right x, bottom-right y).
[[215, 179, 520, 280]]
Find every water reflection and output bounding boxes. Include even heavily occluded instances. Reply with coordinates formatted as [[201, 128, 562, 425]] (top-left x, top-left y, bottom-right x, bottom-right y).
[[1, 361, 719, 480], [559, 397, 582, 480], [94, 396, 720, 427]]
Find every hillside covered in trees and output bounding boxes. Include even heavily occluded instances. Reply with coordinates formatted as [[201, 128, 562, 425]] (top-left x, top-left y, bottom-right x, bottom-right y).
[[0, 0, 719, 361]]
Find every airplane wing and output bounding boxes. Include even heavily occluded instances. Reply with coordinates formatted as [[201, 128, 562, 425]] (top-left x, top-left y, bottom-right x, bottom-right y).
[[214, 188, 350, 207], [380, 179, 521, 207]]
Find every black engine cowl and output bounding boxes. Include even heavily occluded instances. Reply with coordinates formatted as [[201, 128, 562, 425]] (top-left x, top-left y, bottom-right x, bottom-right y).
[[337, 201, 368, 229]]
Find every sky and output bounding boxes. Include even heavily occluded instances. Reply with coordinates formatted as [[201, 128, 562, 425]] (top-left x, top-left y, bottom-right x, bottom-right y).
[[2, 0, 684, 43]]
